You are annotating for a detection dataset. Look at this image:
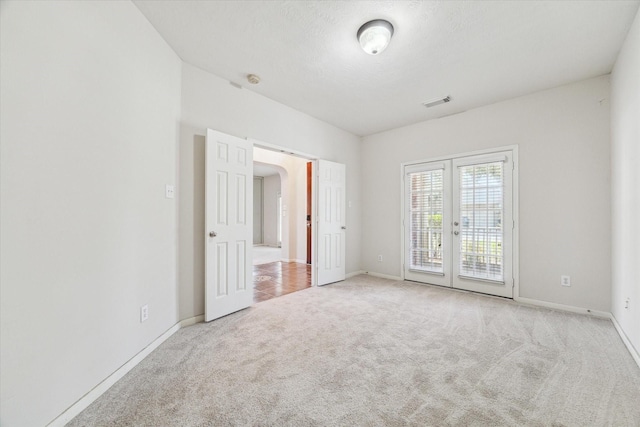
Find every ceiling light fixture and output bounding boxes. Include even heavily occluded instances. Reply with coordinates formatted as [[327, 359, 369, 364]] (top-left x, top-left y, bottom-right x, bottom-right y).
[[357, 19, 394, 55]]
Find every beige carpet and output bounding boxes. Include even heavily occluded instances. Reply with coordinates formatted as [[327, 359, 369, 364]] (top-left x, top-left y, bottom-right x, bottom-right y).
[[68, 275, 640, 426]]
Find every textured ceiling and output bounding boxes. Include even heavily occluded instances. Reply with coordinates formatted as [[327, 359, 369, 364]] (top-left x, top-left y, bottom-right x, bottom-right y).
[[134, 0, 639, 136]]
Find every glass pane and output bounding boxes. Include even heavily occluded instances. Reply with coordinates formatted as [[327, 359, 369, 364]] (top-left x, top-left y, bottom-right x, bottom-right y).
[[409, 169, 444, 273], [458, 162, 503, 281]]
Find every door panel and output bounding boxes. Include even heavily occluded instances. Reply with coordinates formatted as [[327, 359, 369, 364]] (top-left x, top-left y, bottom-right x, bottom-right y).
[[453, 153, 513, 297], [253, 177, 263, 244], [404, 151, 514, 298], [404, 161, 451, 287], [317, 159, 346, 286], [205, 129, 253, 322]]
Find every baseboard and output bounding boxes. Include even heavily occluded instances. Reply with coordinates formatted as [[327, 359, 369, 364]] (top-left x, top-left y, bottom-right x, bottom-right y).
[[365, 271, 403, 281], [179, 314, 205, 328], [47, 315, 204, 427], [610, 314, 640, 368], [514, 296, 610, 319], [281, 258, 306, 264], [346, 270, 365, 279]]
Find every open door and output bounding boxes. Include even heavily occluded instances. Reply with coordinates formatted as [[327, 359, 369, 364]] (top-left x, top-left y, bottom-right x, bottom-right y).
[[306, 162, 312, 264], [205, 129, 253, 322], [317, 159, 346, 286]]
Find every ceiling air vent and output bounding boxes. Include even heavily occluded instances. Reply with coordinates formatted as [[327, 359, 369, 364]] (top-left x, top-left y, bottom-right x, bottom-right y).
[[423, 96, 451, 108]]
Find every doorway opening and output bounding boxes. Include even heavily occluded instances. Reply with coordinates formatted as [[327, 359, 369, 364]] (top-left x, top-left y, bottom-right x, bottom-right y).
[[252, 147, 311, 303], [204, 129, 348, 322]]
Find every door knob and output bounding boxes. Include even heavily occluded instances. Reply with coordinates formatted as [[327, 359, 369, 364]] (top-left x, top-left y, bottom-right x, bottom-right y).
[[454, 231, 459, 235], [341, 226, 347, 230], [209, 231, 217, 237], [454, 221, 459, 226]]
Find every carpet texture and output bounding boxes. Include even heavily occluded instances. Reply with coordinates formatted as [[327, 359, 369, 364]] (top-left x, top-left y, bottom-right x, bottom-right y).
[[68, 276, 640, 426]]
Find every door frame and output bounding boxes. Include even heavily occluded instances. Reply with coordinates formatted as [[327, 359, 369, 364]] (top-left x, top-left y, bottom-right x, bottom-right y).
[[400, 145, 520, 299], [249, 138, 323, 287]]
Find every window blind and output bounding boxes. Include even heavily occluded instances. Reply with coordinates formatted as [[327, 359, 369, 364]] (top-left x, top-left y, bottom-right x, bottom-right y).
[[458, 162, 504, 281], [409, 168, 444, 273]]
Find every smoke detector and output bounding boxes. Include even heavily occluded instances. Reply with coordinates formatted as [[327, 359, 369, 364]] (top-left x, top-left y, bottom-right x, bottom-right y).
[[247, 74, 261, 85], [423, 96, 451, 108]]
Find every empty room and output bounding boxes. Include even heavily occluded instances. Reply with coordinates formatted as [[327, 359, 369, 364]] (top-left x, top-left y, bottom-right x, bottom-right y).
[[1, 0, 639, 425]]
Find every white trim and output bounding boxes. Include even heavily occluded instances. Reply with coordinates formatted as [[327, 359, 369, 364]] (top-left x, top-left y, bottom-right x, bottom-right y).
[[47, 315, 204, 427], [514, 296, 610, 318], [365, 271, 403, 281], [402, 144, 519, 168], [249, 137, 317, 161], [405, 161, 446, 174], [610, 314, 640, 368], [512, 146, 520, 300], [179, 314, 205, 328], [453, 153, 507, 167], [346, 270, 365, 279]]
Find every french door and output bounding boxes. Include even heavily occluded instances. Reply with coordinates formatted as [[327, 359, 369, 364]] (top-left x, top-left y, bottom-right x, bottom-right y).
[[404, 151, 514, 298]]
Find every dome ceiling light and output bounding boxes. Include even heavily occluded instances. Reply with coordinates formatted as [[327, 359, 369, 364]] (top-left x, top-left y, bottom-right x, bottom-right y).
[[357, 19, 394, 55]]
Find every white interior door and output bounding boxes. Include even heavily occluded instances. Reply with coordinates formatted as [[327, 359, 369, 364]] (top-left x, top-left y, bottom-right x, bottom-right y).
[[205, 129, 253, 322], [317, 159, 346, 286], [404, 150, 514, 298]]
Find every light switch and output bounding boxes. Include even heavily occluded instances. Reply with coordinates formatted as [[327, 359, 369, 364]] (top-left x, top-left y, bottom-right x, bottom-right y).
[[165, 185, 175, 199]]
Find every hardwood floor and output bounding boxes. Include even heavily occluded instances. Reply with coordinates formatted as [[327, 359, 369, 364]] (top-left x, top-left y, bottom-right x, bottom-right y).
[[253, 261, 311, 303]]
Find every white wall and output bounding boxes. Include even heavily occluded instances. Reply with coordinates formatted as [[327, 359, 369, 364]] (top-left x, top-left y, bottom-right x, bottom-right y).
[[362, 76, 611, 311], [254, 148, 307, 262], [611, 8, 640, 354], [0, 2, 181, 426], [262, 174, 281, 247], [179, 63, 361, 320]]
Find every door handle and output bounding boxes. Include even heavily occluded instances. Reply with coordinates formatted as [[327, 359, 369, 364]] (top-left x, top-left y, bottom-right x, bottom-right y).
[[454, 231, 459, 235], [454, 221, 459, 226], [341, 226, 347, 230], [209, 231, 217, 238]]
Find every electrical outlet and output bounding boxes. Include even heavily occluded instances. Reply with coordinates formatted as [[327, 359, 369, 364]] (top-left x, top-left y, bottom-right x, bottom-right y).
[[140, 304, 149, 322], [378, 255, 383, 262], [561, 275, 571, 287], [165, 185, 175, 199]]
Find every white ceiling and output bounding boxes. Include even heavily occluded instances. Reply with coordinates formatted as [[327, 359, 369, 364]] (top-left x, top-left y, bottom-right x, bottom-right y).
[[253, 163, 279, 178], [134, 0, 639, 136]]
